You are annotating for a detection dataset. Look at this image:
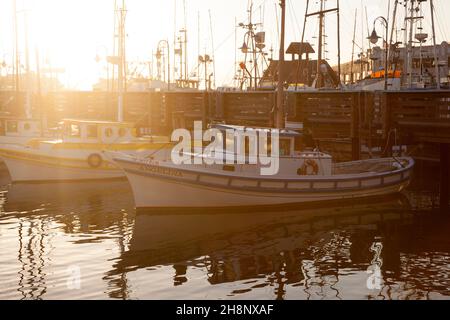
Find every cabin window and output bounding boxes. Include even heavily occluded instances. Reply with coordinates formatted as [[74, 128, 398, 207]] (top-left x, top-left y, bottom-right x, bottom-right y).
[[69, 124, 80, 137], [105, 127, 114, 138], [118, 128, 127, 137], [6, 121, 18, 133], [279, 139, 291, 156], [87, 125, 98, 138]]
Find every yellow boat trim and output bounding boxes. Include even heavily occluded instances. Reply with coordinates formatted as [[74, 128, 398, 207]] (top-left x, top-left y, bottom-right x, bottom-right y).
[[50, 142, 172, 151]]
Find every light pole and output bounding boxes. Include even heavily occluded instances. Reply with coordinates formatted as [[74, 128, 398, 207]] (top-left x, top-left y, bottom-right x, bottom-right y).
[[157, 40, 171, 91], [199, 54, 213, 91], [368, 16, 389, 90]]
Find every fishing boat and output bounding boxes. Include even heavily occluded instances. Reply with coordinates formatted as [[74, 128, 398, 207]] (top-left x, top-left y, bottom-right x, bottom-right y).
[[111, 1, 414, 212], [112, 124, 414, 211], [0, 119, 171, 182]]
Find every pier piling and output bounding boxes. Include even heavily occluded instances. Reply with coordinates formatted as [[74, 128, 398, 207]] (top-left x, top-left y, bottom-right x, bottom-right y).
[[440, 143, 450, 213]]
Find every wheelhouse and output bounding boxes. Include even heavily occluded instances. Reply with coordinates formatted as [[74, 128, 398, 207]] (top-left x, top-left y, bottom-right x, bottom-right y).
[[210, 124, 301, 157]]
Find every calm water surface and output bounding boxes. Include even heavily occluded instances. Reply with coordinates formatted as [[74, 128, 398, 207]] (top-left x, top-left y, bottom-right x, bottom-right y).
[[0, 170, 449, 300]]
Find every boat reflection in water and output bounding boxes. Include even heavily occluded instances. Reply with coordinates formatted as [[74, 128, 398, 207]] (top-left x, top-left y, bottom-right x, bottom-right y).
[[1, 182, 449, 300], [0, 181, 135, 300], [107, 195, 450, 300]]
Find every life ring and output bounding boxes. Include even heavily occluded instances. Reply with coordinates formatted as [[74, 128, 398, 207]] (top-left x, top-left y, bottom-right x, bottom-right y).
[[298, 159, 319, 176], [87, 153, 103, 168]]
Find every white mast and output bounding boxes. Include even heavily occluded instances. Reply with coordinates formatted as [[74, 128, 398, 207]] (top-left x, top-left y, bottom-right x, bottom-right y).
[[430, 0, 440, 89], [276, 0, 286, 129], [24, 10, 32, 119], [117, 0, 126, 122]]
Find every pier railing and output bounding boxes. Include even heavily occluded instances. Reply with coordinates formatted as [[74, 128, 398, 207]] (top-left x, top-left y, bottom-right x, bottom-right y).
[[1, 89, 449, 159]]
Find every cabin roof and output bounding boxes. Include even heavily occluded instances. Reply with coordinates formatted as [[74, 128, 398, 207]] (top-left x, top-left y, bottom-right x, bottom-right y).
[[211, 124, 301, 137], [0, 116, 41, 122], [60, 119, 135, 127]]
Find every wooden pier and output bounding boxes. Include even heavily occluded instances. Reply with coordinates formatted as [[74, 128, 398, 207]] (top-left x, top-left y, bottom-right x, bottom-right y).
[[1, 89, 449, 209]]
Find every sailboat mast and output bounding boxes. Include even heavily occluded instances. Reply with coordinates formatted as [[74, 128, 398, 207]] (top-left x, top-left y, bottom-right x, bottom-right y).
[[407, 0, 415, 88], [317, 0, 324, 88], [351, 9, 357, 84], [430, 0, 440, 89], [276, 0, 286, 129], [117, 0, 126, 122], [24, 10, 32, 119], [35, 47, 44, 137], [183, 0, 188, 81], [13, 0, 20, 109], [337, 0, 341, 85]]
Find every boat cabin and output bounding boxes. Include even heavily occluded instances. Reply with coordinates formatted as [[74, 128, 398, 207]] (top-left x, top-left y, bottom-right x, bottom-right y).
[[59, 119, 137, 144], [0, 118, 42, 138], [210, 124, 301, 157]]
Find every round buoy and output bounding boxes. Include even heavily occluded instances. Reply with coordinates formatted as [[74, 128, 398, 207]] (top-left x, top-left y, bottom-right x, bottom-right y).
[[298, 159, 319, 176], [87, 153, 103, 168]]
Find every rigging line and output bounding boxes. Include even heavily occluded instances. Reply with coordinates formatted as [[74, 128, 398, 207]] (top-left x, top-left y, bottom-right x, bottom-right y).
[[213, 0, 270, 54], [288, 0, 298, 39], [288, 0, 302, 38], [432, 1, 447, 40], [274, 2, 280, 47], [209, 9, 216, 89]]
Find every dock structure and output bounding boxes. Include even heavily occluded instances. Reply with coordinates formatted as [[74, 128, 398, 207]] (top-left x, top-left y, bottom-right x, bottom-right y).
[[1, 89, 449, 208]]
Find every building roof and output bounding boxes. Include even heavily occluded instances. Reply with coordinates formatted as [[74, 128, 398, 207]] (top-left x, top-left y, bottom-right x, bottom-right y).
[[286, 42, 315, 55]]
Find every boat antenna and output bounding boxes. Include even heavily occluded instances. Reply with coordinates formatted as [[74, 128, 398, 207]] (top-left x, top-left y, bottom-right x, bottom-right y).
[[276, 0, 286, 129]]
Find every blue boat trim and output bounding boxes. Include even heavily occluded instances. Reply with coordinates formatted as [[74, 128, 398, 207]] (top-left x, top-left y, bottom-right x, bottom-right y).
[[117, 160, 413, 195]]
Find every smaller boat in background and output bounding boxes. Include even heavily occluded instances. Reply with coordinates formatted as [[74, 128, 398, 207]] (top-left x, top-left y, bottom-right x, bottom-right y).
[[0, 119, 172, 182]]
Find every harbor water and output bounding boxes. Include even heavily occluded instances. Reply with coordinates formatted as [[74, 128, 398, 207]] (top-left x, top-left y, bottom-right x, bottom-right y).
[[0, 167, 449, 300]]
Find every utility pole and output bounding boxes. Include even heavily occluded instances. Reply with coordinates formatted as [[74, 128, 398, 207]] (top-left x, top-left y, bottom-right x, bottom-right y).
[[276, 0, 286, 129]]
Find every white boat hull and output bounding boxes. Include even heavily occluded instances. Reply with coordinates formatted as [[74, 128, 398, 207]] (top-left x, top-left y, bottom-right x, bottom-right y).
[[0, 144, 171, 182], [115, 157, 414, 210], [2, 155, 123, 182]]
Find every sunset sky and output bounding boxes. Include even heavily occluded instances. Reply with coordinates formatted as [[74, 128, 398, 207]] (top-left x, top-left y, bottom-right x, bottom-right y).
[[0, 0, 449, 89]]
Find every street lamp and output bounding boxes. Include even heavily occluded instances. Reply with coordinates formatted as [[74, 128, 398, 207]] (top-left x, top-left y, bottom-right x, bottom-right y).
[[368, 16, 389, 90], [157, 40, 171, 91], [199, 54, 213, 91]]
